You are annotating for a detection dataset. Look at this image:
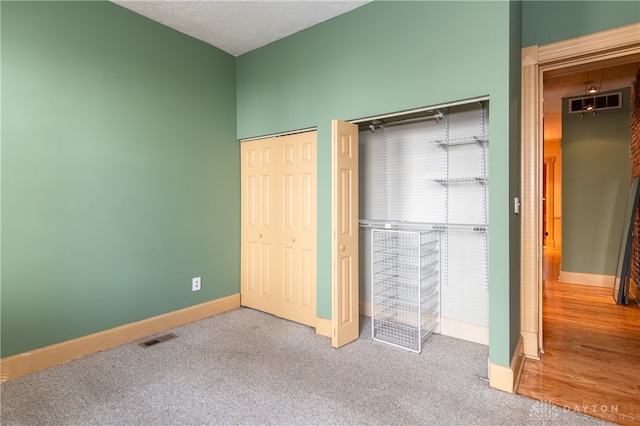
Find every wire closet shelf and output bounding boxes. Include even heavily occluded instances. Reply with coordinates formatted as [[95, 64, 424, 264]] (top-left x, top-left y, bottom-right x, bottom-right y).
[[371, 229, 440, 353]]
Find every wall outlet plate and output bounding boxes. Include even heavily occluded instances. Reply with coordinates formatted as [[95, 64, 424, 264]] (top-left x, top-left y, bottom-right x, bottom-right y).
[[192, 277, 201, 291]]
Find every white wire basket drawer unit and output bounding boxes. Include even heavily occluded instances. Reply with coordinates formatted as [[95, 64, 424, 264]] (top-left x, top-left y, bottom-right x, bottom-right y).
[[371, 229, 440, 353]]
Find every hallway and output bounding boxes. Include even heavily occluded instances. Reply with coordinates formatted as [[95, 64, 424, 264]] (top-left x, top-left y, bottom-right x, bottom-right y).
[[518, 248, 640, 425]]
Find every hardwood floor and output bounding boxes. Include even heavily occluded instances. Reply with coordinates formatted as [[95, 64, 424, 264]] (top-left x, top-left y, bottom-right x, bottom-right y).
[[517, 248, 640, 425]]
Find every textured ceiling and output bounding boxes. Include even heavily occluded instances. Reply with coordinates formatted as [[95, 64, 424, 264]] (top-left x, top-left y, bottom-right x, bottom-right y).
[[111, 0, 372, 57]]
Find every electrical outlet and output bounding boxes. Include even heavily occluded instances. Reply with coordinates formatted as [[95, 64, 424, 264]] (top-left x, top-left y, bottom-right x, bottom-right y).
[[192, 277, 201, 291]]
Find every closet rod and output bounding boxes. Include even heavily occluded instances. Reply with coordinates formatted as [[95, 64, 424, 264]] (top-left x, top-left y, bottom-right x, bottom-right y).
[[240, 126, 318, 142], [377, 112, 446, 128], [350, 96, 489, 125]]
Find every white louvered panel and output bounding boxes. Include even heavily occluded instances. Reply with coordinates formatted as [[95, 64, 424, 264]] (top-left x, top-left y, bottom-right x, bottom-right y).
[[358, 130, 386, 220], [441, 231, 489, 326], [387, 120, 446, 223]]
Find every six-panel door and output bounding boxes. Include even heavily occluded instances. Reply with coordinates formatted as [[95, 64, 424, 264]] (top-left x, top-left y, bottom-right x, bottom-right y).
[[241, 132, 317, 327]]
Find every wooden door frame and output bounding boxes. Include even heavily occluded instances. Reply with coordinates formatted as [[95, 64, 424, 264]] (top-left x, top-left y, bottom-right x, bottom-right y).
[[520, 23, 640, 359], [543, 157, 555, 248]]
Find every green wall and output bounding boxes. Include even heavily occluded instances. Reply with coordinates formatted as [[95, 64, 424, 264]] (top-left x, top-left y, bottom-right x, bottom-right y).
[[4, 0, 634, 368], [562, 89, 631, 276], [522, 1, 640, 47], [237, 1, 521, 367], [507, 0, 523, 365], [1, 1, 239, 357]]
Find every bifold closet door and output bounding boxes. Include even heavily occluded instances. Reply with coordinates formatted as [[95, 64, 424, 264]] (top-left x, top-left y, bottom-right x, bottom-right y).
[[241, 132, 317, 327], [241, 137, 277, 314], [331, 119, 359, 348]]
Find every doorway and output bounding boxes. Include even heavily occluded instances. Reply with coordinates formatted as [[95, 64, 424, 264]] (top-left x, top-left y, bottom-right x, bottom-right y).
[[520, 22, 640, 360], [519, 24, 640, 420], [543, 62, 637, 286]]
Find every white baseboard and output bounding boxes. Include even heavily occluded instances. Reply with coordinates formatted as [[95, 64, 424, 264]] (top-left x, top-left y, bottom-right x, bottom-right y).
[[440, 317, 489, 346], [361, 300, 488, 346], [359, 300, 372, 317], [558, 271, 614, 287]]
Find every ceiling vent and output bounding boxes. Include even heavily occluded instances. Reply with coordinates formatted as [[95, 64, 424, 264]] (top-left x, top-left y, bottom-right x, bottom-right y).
[[569, 92, 622, 114]]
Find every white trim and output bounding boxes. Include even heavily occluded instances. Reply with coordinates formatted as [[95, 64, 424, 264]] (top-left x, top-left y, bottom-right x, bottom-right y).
[[440, 317, 489, 346], [538, 23, 640, 66], [239, 127, 318, 142], [360, 300, 488, 345], [359, 300, 372, 317], [558, 271, 614, 287], [520, 44, 543, 360], [521, 22, 640, 361]]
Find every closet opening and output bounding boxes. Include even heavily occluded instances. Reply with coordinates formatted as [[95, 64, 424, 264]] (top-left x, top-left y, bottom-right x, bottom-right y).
[[353, 97, 490, 349]]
